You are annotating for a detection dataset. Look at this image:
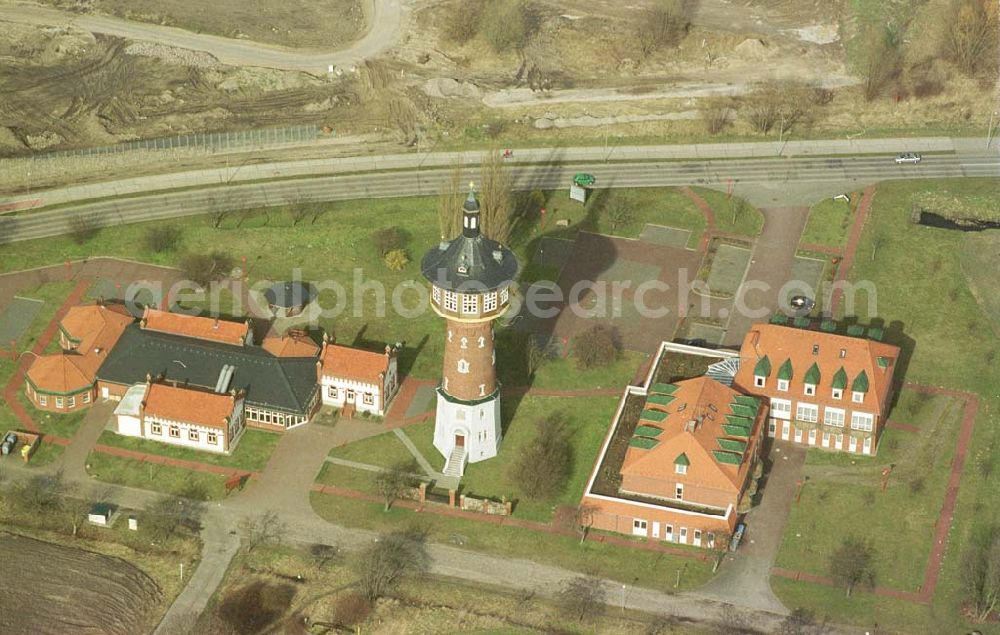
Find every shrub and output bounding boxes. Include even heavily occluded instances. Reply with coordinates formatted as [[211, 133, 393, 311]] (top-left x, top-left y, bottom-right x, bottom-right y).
[[636, 0, 691, 57], [509, 415, 572, 499], [68, 214, 100, 244], [383, 249, 410, 271], [143, 225, 182, 253], [331, 591, 371, 627], [178, 251, 235, 287], [481, 0, 537, 52], [572, 324, 619, 369], [218, 581, 295, 633], [371, 226, 407, 257], [443, 0, 485, 44]]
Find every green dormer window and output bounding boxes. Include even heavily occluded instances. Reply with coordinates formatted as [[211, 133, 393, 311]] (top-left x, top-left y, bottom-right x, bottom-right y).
[[804, 362, 820, 396], [852, 370, 869, 393], [777, 359, 793, 380], [674, 453, 690, 475], [753, 355, 771, 388], [831, 367, 848, 390]]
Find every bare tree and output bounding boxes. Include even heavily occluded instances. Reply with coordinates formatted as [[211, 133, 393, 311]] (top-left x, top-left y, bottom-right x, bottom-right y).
[[509, 415, 572, 499], [962, 523, 1000, 622], [68, 214, 100, 244], [9, 470, 66, 516], [739, 80, 812, 136], [238, 510, 285, 553], [438, 159, 464, 240], [143, 495, 203, 542], [717, 605, 755, 634], [479, 149, 514, 244], [729, 196, 749, 227], [573, 503, 597, 545], [556, 576, 606, 623], [636, 0, 692, 57], [355, 529, 429, 604], [309, 543, 341, 569], [701, 98, 732, 134], [777, 607, 819, 635], [860, 26, 902, 101], [828, 536, 876, 597], [65, 494, 92, 537], [606, 196, 635, 232], [373, 461, 419, 512], [943, 0, 998, 76], [870, 230, 889, 262]]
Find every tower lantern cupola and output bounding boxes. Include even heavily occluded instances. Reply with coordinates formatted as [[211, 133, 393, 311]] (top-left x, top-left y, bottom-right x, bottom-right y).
[[462, 184, 481, 238]]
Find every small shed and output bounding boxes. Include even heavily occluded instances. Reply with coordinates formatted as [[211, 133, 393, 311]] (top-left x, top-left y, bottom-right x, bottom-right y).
[[88, 503, 114, 527], [264, 281, 317, 318]]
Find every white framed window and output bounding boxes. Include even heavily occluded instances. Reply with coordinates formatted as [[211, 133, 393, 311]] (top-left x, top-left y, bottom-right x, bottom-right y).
[[432, 286, 441, 305], [457, 359, 470, 374], [850, 411, 874, 432], [693, 530, 702, 547], [832, 388, 843, 400], [835, 434, 844, 450], [483, 292, 498, 312], [754, 375, 765, 388], [632, 519, 647, 536], [39, 395, 47, 407], [83, 392, 91, 404], [363, 393, 374, 405], [665, 525, 674, 540], [169, 426, 180, 438], [849, 436, 858, 452], [822, 432, 831, 447], [808, 429, 817, 445], [795, 403, 818, 423], [824, 407, 846, 428], [863, 436, 872, 454], [777, 379, 789, 392], [852, 391, 864, 403], [675, 463, 687, 475], [327, 386, 338, 399], [444, 290, 458, 312], [768, 420, 777, 436], [770, 398, 792, 419], [55, 397, 64, 409], [500, 287, 509, 304], [804, 384, 815, 396], [189, 429, 199, 442], [68, 396, 76, 408], [675, 483, 684, 500], [151, 423, 162, 435], [208, 432, 218, 445], [462, 294, 478, 315], [794, 428, 803, 442]]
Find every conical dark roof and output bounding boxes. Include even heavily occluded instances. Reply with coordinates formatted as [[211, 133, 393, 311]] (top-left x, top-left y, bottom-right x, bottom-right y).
[[421, 190, 518, 292]]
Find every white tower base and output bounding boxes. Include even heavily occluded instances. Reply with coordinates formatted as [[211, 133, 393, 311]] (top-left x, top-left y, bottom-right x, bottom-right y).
[[433, 388, 502, 475]]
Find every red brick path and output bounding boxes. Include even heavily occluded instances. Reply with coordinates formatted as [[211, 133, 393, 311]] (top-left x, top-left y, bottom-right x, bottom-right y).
[[311, 482, 710, 562], [679, 186, 717, 254], [830, 184, 876, 315], [771, 382, 980, 605]]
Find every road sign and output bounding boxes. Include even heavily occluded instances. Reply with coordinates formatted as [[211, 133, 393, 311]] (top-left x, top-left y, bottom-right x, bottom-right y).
[[570, 184, 587, 203]]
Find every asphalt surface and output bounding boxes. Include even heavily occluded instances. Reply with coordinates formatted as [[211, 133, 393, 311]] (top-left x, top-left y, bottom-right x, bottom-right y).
[[0, 0, 407, 73], [1, 151, 997, 245]]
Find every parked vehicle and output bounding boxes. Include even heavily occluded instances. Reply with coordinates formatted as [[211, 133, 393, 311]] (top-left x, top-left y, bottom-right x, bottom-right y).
[[573, 173, 596, 187], [730, 522, 746, 551], [790, 295, 815, 312], [894, 152, 922, 164]]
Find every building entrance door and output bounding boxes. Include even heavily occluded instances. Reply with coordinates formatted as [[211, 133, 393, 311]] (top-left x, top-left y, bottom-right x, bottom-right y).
[[455, 433, 465, 448], [346, 389, 356, 403]]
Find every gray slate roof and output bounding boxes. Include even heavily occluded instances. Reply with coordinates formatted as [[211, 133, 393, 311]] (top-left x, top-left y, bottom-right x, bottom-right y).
[[420, 192, 518, 292], [97, 325, 318, 414], [264, 281, 316, 308]]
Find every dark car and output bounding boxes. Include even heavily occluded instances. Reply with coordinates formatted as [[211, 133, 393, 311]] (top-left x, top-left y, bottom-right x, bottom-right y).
[[790, 296, 815, 312]]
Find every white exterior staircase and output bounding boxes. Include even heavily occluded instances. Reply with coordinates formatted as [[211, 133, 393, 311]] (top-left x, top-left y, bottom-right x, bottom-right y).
[[443, 446, 467, 478]]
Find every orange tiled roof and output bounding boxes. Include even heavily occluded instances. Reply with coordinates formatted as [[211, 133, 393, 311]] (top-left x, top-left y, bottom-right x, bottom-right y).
[[262, 331, 320, 358], [141, 308, 249, 346], [26, 353, 93, 394], [142, 382, 238, 429], [621, 377, 762, 493], [319, 343, 390, 385], [733, 324, 899, 415], [61, 304, 133, 353]]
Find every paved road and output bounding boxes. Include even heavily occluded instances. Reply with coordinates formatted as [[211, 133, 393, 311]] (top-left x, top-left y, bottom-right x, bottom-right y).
[[3, 424, 807, 634], [1, 146, 997, 245], [0, 0, 408, 73]]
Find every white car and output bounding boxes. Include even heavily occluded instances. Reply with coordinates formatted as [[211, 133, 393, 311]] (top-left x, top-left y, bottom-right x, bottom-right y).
[[895, 152, 922, 164]]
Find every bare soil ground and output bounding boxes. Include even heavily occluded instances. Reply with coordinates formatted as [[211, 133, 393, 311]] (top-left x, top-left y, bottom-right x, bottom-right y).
[[0, 532, 163, 635], [39, 0, 366, 49]]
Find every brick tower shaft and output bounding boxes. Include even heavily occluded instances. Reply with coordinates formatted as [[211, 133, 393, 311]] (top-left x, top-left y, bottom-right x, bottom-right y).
[[441, 319, 497, 402]]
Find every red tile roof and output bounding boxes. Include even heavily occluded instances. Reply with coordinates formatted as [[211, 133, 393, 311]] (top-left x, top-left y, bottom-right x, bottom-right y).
[[26, 354, 93, 394], [262, 331, 320, 358], [61, 304, 133, 353], [141, 308, 249, 346], [733, 324, 899, 416], [142, 383, 238, 429], [319, 343, 390, 385], [621, 377, 762, 494]]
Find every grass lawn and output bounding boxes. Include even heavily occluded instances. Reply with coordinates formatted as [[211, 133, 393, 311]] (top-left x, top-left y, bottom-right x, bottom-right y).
[[774, 388, 962, 592], [328, 429, 416, 469], [310, 491, 713, 593], [459, 394, 621, 522], [400, 419, 439, 467], [522, 349, 647, 392], [25, 440, 65, 467], [689, 187, 764, 236], [85, 450, 229, 500], [94, 428, 280, 472], [315, 461, 384, 492], [773, 178, 1000, 632], [21, 395, 88, 439], [800, 195, 856, 248]]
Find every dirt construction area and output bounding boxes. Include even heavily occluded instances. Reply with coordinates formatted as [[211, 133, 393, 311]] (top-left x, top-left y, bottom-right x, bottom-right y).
[[0, 532, 163, 635]]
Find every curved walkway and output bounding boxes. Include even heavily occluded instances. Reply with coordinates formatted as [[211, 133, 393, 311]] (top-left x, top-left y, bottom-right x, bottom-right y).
[[0, 0, 408, 73]]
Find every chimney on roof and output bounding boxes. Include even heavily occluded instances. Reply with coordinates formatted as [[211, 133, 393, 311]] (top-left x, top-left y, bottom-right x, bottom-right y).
[[213, 319, 219, 330], [812, 344, 819, 355], [751, 330, 761, 359]]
